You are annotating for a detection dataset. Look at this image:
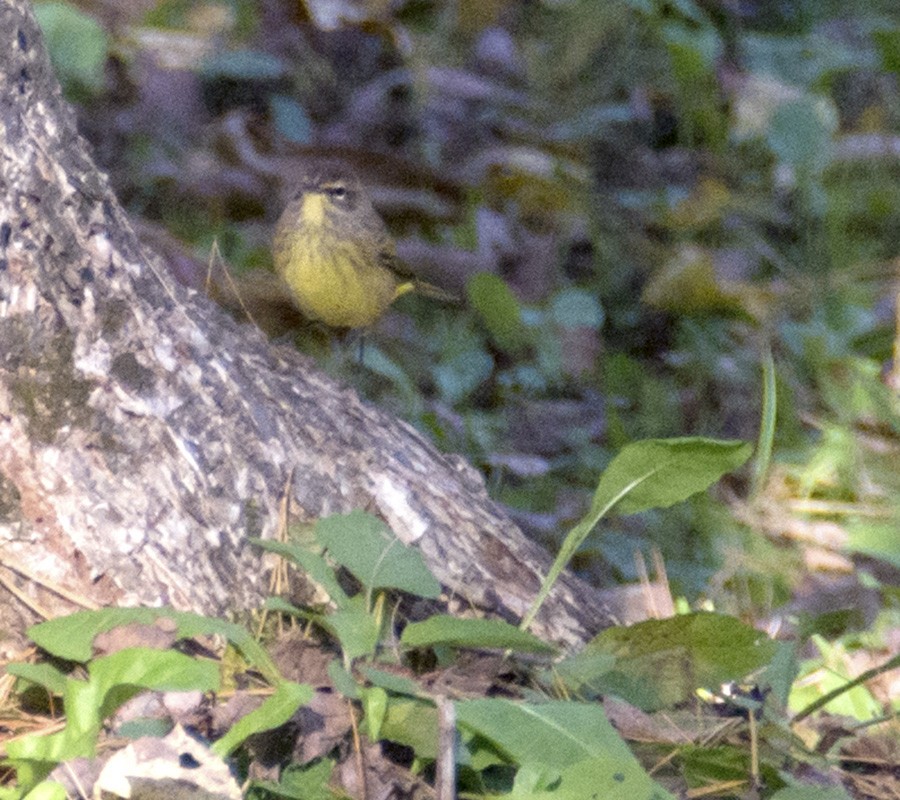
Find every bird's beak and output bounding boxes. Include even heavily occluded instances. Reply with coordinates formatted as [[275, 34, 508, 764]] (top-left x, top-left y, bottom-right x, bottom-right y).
[[301, 192, 328, 226]]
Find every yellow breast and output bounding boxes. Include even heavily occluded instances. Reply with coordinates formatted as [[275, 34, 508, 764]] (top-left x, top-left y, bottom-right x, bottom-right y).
[[274, 223, 399, 329]]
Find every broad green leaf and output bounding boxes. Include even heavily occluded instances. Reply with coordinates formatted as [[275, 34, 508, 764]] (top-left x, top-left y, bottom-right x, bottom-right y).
[[549, 651, 619, 700], [378, 698, 440, 760], [846, 520, 900, 569], [34, 2, 108, 96], [583, 613, 779, 711], [89, 647, 219, 718], [325, 608, 381, 661], [759, 639, 800, 708], [457, 699, 629, 768], [402, 615, 556, 654], [265, 596, 304, 615], [27, 608, 280, 683], [27, 608, 160, 661], [4, 767, 52, 796], [467, 273, 531, 353], [22, 782, 67, 800], [508, 755, 673, 800], [509, 763, 562, 796], [457, 699, 673, 799], [114, 718, 172, 740], [250, 760, 336, 800], [523, 438, 751, 629], [212, 680, 313, 757], [7, 648, 218, 762], [8, 678, 101, 762], [592, 438, 752, 516], [316, 511, 441, 599], [6, 663, 67, 696]]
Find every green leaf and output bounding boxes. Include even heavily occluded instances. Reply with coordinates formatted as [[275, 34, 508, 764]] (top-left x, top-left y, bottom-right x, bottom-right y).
[[34, 2, 108, 96], [402, 616, 556, 654], [509, 763, 562, 796], [250, 760, 336, 800], [316, 511, 441, 599], [467, 273, 531, 353], [212, 680, 313, 757], [593, 438, 752, 516], [252, 537, 350, 607], [328, 659, 360, 699], [457, 699, 673, 799], [548, 651, 619, 700], [265, 597, 380, 662], [457, 699, 626, 767], [359, 665, 422, 697], [362, 686, 388, 740], [522, 438, 751, 629], [846, 520, 900, 569], [27, 608, 280, 684], [378, 697, 440, 760], [508, 756, 672, 800], [7, 648, 219, 762], [788, 637, 882, 722], [325, 608, 381, 661], [114, 717, 173, 739], [6, 663, 67, 696], [583, 613, 779, 711], [22, 782, 68, 800], [759, 639, 800, 708], [90, 647, 219, 709]]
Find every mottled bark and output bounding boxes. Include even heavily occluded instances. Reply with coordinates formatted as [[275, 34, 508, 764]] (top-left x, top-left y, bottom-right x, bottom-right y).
[[0, 0, 613, 651]]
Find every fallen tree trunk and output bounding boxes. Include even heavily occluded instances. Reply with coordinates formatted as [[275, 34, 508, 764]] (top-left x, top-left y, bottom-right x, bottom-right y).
[[0, 0, 613, 650]]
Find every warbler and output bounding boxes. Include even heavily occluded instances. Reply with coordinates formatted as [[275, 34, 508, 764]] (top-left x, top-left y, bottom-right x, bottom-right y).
[[273, 165, 452, 329]]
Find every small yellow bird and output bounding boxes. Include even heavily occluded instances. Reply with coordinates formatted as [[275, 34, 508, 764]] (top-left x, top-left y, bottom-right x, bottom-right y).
[[273, 165, 452, 329]]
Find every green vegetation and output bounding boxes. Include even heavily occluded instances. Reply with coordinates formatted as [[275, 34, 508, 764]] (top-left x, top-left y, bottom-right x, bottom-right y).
[[8, 0, 900, 797], [2, 441, 895, 798]]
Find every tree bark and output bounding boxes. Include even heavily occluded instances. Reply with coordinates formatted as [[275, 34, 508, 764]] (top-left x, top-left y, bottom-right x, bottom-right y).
[[0, 0, 613, 650]]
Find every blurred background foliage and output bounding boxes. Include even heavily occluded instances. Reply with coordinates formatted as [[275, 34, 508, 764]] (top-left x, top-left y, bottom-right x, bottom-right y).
[[33, 0, 900, 629]]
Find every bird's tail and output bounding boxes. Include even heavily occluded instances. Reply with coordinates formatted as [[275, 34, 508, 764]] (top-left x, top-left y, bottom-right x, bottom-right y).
[[411, 279, 459, 304]]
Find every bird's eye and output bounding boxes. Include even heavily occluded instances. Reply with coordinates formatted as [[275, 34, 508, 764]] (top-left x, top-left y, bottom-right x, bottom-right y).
[[325, 184, 347, 199]]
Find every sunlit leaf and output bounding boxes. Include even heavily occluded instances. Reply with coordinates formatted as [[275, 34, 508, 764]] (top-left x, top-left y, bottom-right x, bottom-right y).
[[316, 511, 441, 599]]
